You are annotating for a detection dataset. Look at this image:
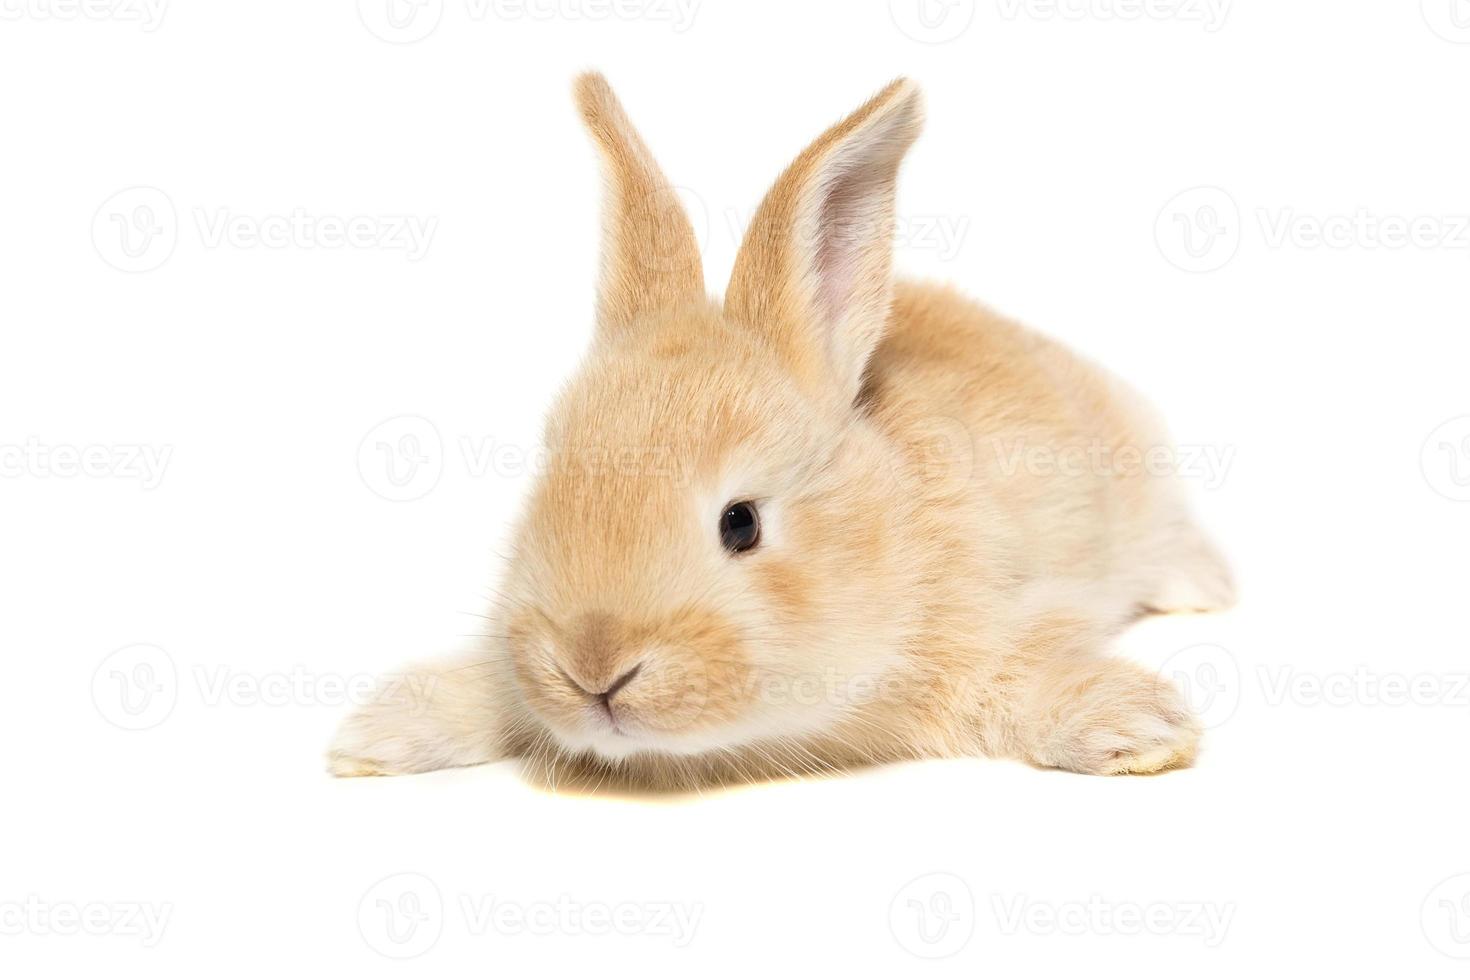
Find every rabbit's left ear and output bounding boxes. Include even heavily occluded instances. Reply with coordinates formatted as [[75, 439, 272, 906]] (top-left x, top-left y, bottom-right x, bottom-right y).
[[575, 72, 706, 339], [725, 79, 923, 404]]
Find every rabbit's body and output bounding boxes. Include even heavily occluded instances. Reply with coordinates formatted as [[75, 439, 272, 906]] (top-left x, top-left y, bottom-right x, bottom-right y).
[[329, 75, 1232, 787], [860, 281, 1233, 770], [876, 279, 1231, 622]]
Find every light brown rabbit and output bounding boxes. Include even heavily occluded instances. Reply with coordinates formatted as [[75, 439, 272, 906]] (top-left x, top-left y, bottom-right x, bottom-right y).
[[328, 73, 1234, 787]]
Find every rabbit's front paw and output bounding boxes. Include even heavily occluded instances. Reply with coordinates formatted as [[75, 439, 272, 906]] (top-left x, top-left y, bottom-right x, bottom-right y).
[[327, 718, 406, 777], [327, 689, 440, 777], [326, 666, 502, 778], [1021, 659, 1201, 776]]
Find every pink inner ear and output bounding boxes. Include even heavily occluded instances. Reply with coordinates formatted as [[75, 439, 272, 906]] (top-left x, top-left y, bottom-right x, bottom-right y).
[[812, 158, 890, 344]]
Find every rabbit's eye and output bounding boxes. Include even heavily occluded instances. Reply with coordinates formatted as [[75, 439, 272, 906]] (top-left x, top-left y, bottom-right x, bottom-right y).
[[719, 501, 761, 554]]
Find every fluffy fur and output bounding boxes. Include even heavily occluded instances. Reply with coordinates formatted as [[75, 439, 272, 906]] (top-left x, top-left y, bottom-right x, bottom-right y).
[[328, 73, 1235, 788]]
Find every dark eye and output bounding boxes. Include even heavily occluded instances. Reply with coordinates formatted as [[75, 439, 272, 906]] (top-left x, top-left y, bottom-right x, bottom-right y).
[[719, 501, 761, 554]]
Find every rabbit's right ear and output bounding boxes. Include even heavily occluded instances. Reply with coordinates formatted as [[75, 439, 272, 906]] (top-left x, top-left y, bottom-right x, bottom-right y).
[[725, 80, 922, 405], [574, 73, 705, 339]]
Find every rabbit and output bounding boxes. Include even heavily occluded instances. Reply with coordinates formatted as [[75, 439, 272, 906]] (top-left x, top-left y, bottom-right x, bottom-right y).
[[327, 72, 1235, 788]]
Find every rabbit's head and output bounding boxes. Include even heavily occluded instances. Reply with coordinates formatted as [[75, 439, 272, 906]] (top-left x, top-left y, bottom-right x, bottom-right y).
[[500, 74, 928, 762]]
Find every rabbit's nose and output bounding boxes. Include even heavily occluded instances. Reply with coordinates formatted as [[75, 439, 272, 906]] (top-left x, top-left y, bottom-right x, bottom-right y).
[[567, 663, 643, 704]]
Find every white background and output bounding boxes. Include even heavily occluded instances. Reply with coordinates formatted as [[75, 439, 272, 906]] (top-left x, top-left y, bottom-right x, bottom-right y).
[[3, 1, 1469, 976]]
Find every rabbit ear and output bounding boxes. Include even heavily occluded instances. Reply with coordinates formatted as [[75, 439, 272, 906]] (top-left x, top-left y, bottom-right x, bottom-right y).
[[574, 72, 705, 337], [725, 79, 922, 403]]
